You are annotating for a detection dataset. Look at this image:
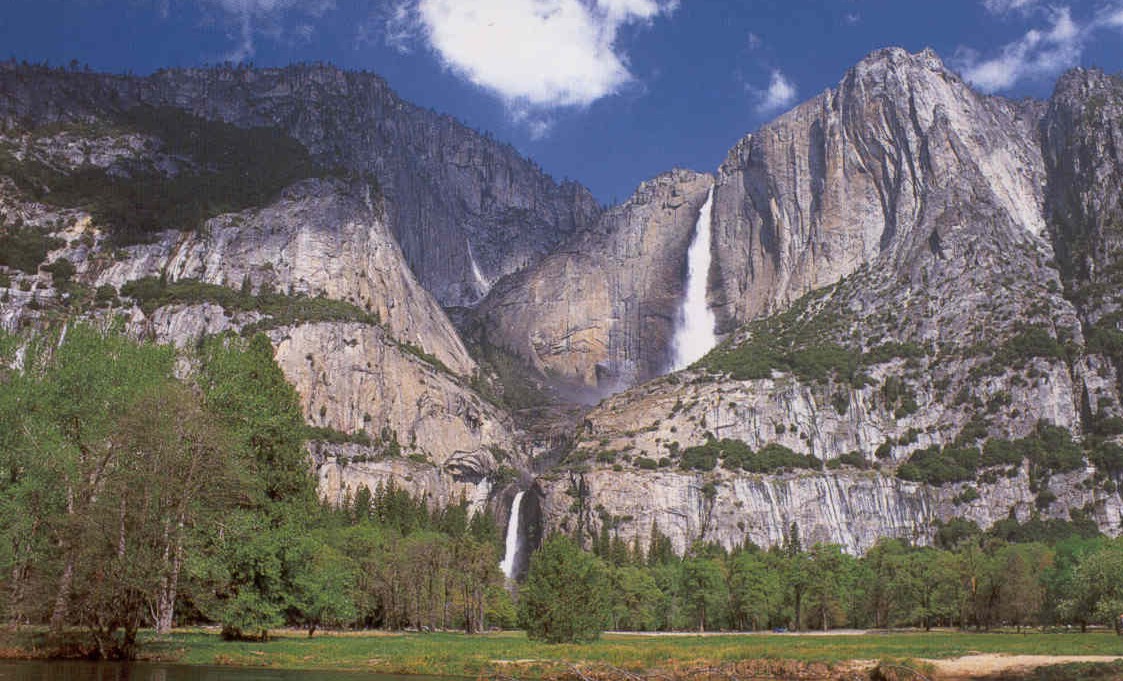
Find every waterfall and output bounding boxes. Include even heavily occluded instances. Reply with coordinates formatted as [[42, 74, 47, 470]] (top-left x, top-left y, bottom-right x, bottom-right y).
[[467, 240, 491, 299], [670, 187, 718, 370], [499, 490, 525, 580]]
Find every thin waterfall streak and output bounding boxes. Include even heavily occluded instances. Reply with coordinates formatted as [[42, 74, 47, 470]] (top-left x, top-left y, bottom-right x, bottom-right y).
[[499, 490, 525, 580], [671, 187, 718, 370]]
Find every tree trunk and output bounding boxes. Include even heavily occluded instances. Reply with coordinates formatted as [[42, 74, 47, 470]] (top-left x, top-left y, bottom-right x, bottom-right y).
[[49, 556, 75, 633], [155, 533, 185, 634]]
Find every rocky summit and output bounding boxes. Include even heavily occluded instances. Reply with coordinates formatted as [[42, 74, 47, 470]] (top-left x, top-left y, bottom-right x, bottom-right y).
[[1, 48, 1122, 559]]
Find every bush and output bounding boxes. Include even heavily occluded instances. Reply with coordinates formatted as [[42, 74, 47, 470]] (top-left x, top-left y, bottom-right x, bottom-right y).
[[830, 451, 869, 470], [992, 325, 1067, 368], [0, 226, 64, 273], [519, 535, 609, 643], [680, 444, 718, 471], [897, 445, 981, 485], [43, 257, 76, 287]]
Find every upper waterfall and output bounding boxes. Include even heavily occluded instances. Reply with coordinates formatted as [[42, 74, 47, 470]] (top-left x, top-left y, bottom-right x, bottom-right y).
[[670, 187, 718, 370], [499, 490, 525, 580]]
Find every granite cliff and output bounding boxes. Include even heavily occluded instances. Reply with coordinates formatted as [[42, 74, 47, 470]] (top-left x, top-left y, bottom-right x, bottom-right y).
[[2, 50, 1122, 556]]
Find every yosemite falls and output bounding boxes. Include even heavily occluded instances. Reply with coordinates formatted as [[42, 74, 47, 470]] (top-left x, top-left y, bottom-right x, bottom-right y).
[[499, 491, 525, 580], [670, 187, 718, 370]]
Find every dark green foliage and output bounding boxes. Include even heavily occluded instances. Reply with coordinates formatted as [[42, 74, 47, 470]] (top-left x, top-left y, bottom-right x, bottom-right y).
[[699, 287, 865, 386], [199, 333, 314, 506], [827, 451, 869, 470], [119, 276, 378, 331], [881, 376, 919, 418], [304, 426, 372, 447], [94, 283, 117, 304], [519, 535, 609, 643], [981, 438, 1026, 467], [42, 258, 76, 288], [785, 344, 862, 384], [954, 486, 981, 504], [897, 445, 981, 485], [679, 444, 718, 471], [864, 341, 927, 364], [2, 108, 317, 246], [397, 340, 452, 374], [955, 416, 990, 445], [1089, 441, 1123, 475], [680, 439, 821, 473], [933, 518, 982, 549], [991, 325, 1068, 369], [634, 457, 659, 470], [703, 333, 866, 386], [0, 225, 64, 273], [986, 515, 1101, 544]]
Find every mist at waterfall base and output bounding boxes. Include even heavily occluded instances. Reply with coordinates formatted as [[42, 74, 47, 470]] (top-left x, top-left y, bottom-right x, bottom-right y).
[[671, 187, 718, 370], [499, 490, 525, 580]]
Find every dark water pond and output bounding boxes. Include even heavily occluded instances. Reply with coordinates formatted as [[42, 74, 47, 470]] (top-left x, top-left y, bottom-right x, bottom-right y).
[[0, 661, 459, 681]]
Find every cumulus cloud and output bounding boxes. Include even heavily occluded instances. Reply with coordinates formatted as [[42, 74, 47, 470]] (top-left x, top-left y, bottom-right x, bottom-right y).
[[754, 70, 797, 115], [385, 0, 677, 112], [957, 6, 1082, 92], [200, 0, 334, 61]]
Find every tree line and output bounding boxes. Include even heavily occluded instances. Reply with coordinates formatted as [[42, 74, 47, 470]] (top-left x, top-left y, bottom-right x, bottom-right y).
[[517, 519, 1123, 642], [2, 325, 1121, 655]]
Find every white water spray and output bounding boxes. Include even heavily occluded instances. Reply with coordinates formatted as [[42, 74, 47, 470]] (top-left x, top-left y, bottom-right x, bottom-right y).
[[670, 187, 718, 370], [467, 240, 491, 299], [499, 490, 525, 580]]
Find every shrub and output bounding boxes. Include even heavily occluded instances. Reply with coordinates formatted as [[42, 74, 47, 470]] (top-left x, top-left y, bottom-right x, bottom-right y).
[[679, 444, 718, 471], [0, 226, 64, 273], [897, 445, 981, 485]]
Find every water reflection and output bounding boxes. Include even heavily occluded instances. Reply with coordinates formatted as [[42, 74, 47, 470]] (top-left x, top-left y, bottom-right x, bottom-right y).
[[0, 661, 457, 681]]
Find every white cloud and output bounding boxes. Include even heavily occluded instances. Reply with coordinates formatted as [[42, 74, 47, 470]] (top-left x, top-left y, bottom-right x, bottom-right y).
[[200, 0, 334, 61], [957, 6, 1083, 92], [386, 0, 677, 111], [754, 70, 797, 115], [1099, 3, 1123, 28], [982, 0, 1041, 16]]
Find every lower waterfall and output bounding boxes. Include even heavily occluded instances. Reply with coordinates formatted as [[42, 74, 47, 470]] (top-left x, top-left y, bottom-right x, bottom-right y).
[[499, 490, 525, 580], [670, 186, 718, 370]]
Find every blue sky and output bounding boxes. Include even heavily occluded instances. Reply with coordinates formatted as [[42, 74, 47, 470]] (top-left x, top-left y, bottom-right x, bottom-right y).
[[3, 0, 1122, 204]]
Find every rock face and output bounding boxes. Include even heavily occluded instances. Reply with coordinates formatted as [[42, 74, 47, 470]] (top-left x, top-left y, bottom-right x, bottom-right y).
[[91, 179, 475, 375], [3, 53, 1123, 555], [476, 170, 714, 395], [0, 62, 602, 308], [535, 53, 1123, 555], [1042, 69, 1123, 326], [710, 48, 1047, 328]]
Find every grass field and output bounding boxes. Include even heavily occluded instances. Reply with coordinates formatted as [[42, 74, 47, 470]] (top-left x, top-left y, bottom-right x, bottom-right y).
[[135, 629, 1123, 678], [3, 628, 1122, 678]]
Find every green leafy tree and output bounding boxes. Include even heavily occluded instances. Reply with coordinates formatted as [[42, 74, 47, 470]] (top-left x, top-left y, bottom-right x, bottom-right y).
[[728, 550, 783, 630], [681, 555, 728, 632], [289, 535, 356, 637], [519, 535, 609, 643], [607, 565, 664, 631], [1065, 539, 1123, 633]]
